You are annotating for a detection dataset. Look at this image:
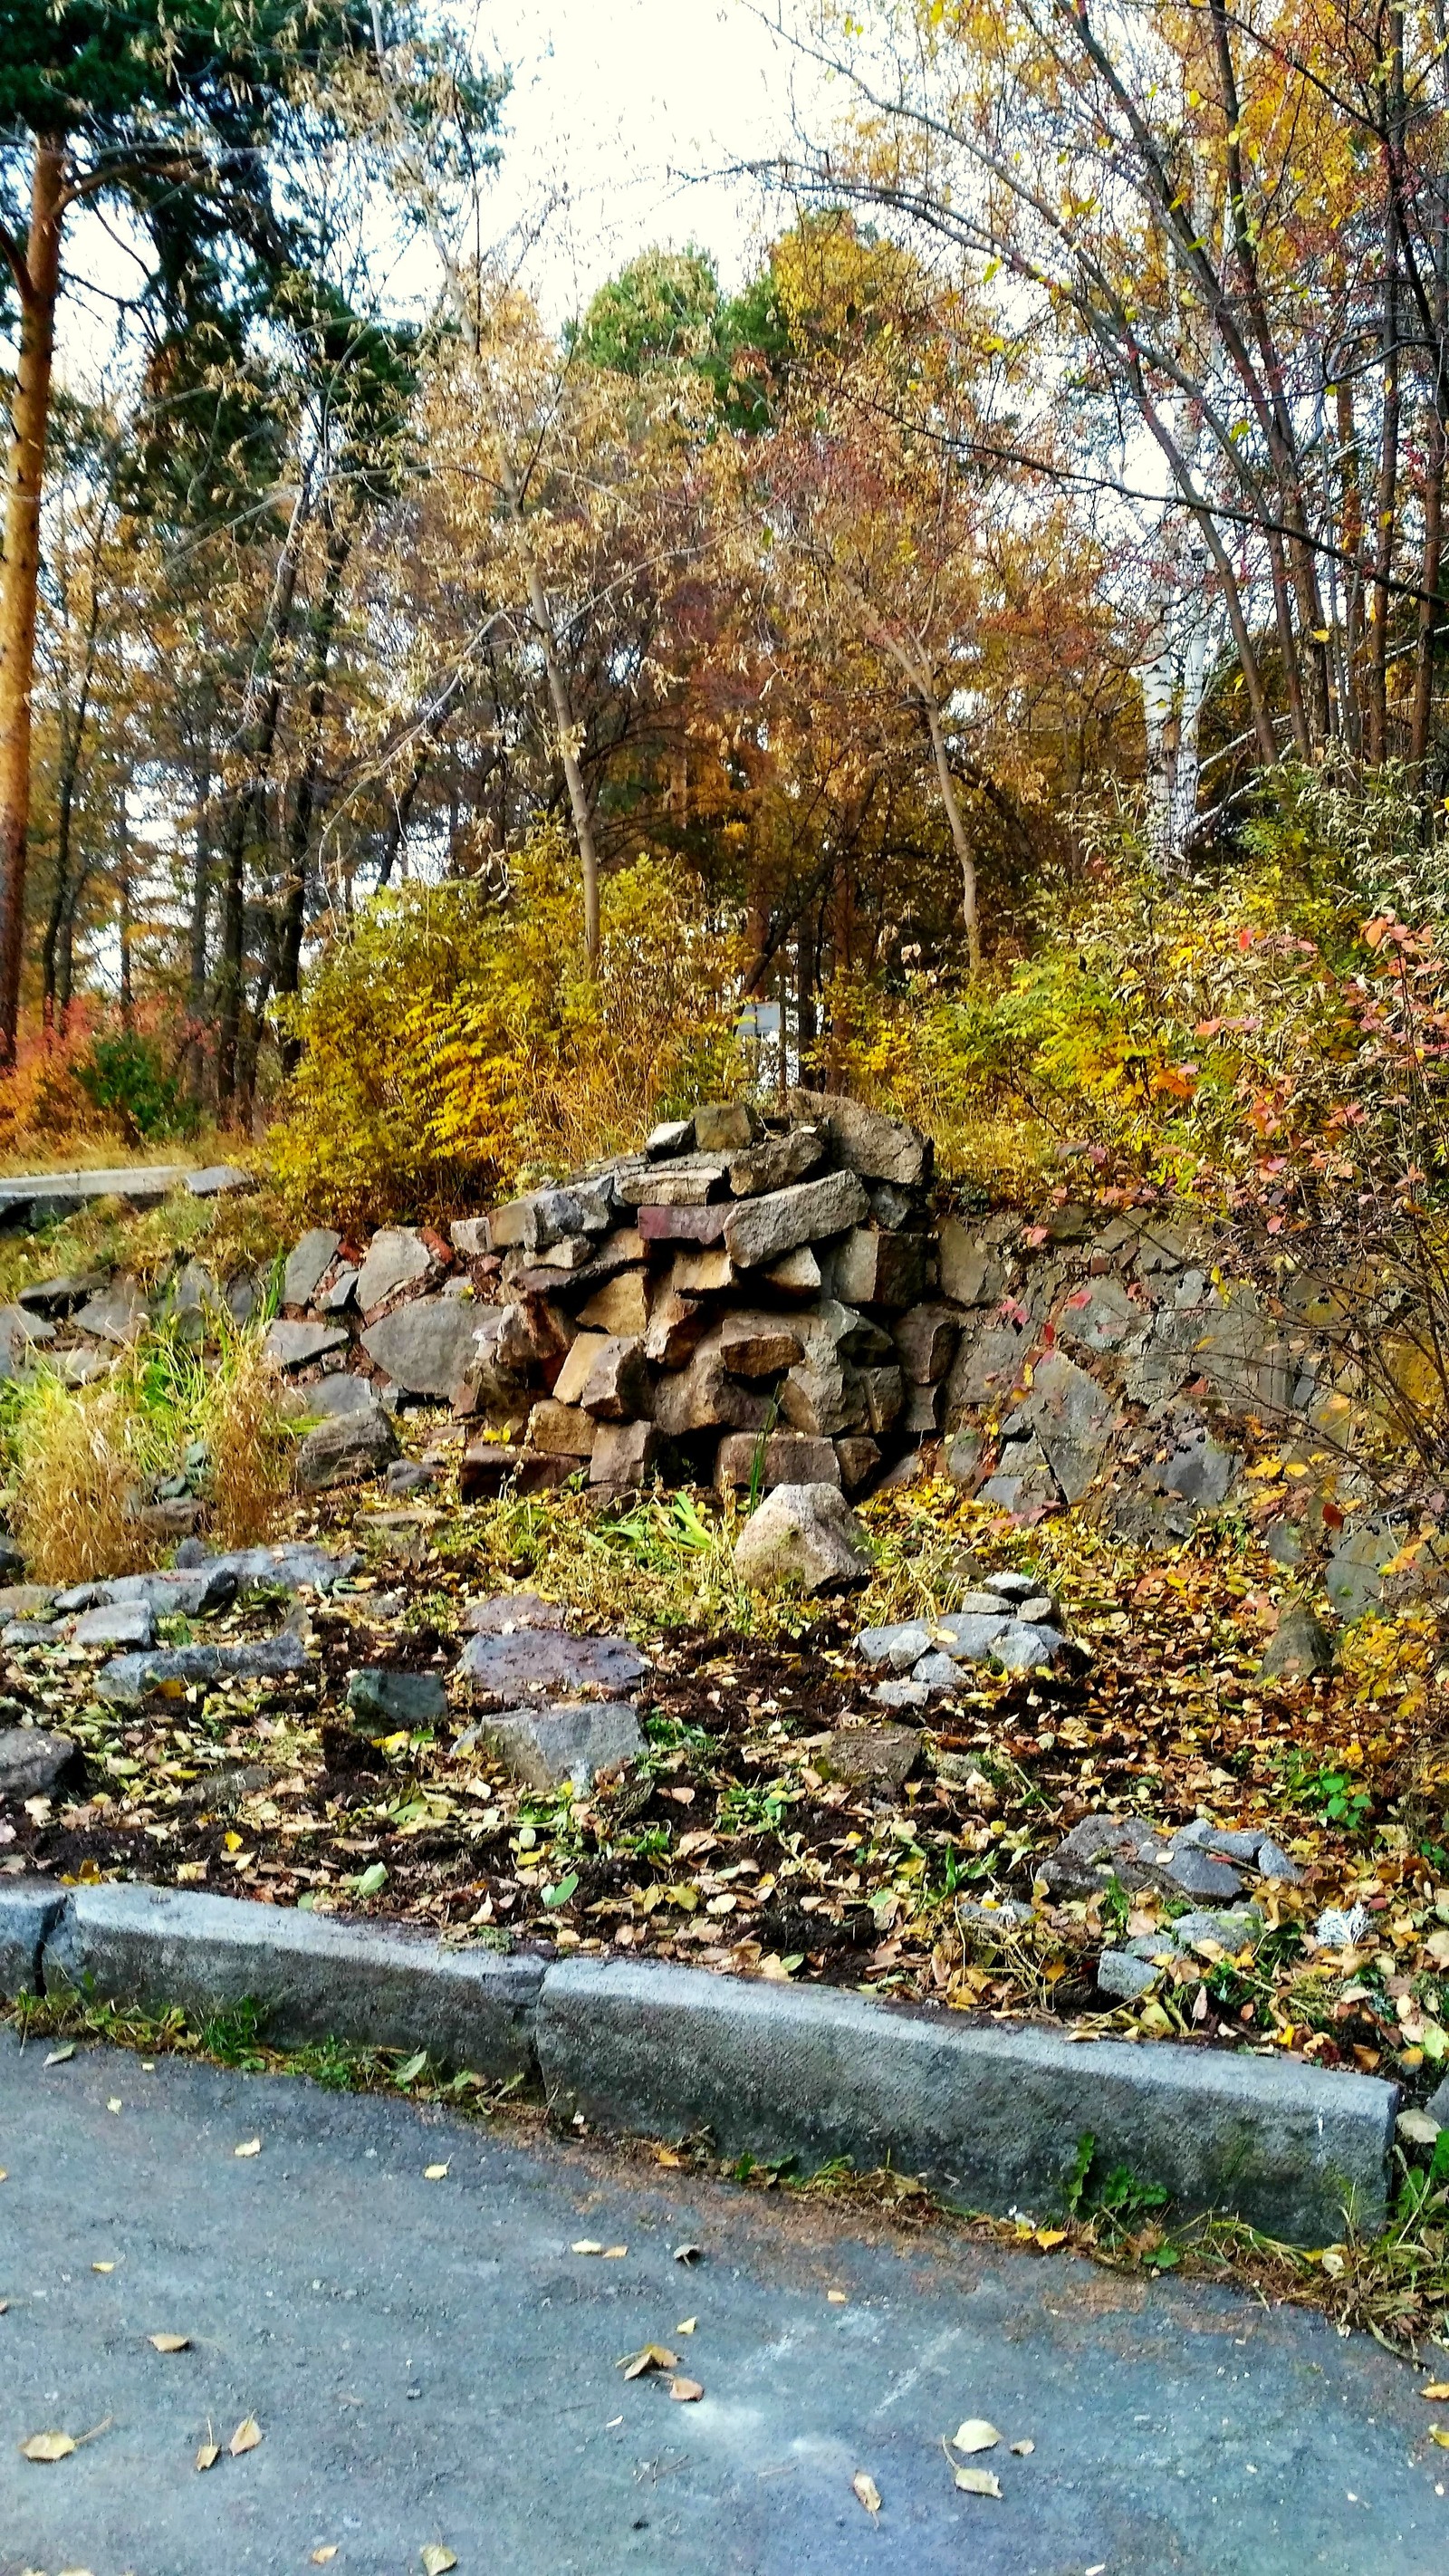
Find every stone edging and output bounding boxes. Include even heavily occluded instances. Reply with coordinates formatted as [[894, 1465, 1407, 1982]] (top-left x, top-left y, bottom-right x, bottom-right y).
[[0, 1879, 1397, 2244]]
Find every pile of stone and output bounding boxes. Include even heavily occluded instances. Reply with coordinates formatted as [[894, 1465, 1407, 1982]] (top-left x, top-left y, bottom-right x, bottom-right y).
[[854, 1570, 1070, 1697]]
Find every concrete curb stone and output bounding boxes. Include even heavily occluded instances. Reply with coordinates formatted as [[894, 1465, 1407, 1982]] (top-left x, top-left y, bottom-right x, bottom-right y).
[[535, 1956, 1397, 2244], [42, 1883, 542, 2079], [0, 1880, 1400, 2243], [0, 1879, 68, 1994]]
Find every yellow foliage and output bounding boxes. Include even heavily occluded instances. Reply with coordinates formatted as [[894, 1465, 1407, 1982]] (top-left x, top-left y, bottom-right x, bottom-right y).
[[271, 835, 743, 1226], [11, 1376, 154, 1582]]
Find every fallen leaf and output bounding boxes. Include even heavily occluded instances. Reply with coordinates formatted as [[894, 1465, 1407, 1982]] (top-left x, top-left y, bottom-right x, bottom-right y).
[[571, 2240, 605, 2255], [229, 2417, 262, 2456], [1423, 2383, 1449, 2400], [234, 2138, 261, 2158], [1034, 2228, 1068, 2250], [952, 2419, 1001, 2454], [353, 1862, 388, 1898], [423, 2163, 450, 2182], [149, 2332, 190, 2353], [312, 2552, 338, 2565], [195, 2441, 220, 2472], [672, 2243, 701, 2264], [1010, 2437, 1035, 2456], [669, 2376, 704, 2402], [827, 2290, 849, 2305], [91, 2262, 114, 2274], [44, 2043, 75, 2066], [1432, 2427, 1449, 2448], [107, 2097, 122, 2114], [852, 2471, 881, 2514], [419, 2549, 457, 2574], [953, 2465, 1003, 2497], [20, 2430, 76, 2462], [621, 2344, 677, 2379], [602, 2245, 628, 2260], [677, 2317, 696, 2334]]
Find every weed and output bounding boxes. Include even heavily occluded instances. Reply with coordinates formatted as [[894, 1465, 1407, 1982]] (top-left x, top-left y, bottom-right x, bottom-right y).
[[9, 1373, 156, 1581], [197, 1330, 292, 1545]]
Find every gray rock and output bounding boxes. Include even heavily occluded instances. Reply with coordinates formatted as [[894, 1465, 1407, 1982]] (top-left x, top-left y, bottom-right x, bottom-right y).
[[480, 1698, 643, 1792], [17, 1272, 105, 1317], [1122, 1310, 1202, 1407], [855, 1620, 935, 1671], [1014, 1350, 1120, 1505], [1426, 2072, 1449, 2128], [945, 1430, 983, 1485], [694, 1100, 760, 1154], [1325, 1520, 1406, 1621], [0, 1585, 55, 1619], [43, 1882, 540, 2077], [0, 1727, 78, 1798], [186, 1164, 254, 1197], [172, 1541, 358, 1595], [450, 1216, 493, 1257], [105, 1569, 239, 1617], [295, 1407, 400, 1494], [264, 1318, 350, 1371], [1252, 1838, 1301, 1884], [714, 1431, 840, 1492], [0, 1878, 67, 1994], [978, 1434, 1057, 1517], [1154, 1905, 1264, 1955], [320, 1268, 358, 1313], [458, 1627, 649, 1698], [578, 1334, 651, 1421], [724, 1169, 870, 1271], [292, 1372, 379, 1420], [993, 1621, 1066, 1672], [872, 1677, 930, 1710], [788, 1090, 931, 1190], [345, 1668, 448, 1729], [1043, 1816, 1244, 1902], [356, 1227, 438, 1312], [1259, 1604, 1335, 1681], [72, 1600, 156, 1649], [1195, 1294, 1293, 1414], [728, 1127, 826, 1200], [733, 1482, 872, 1591], [74, 1276, 150, 1345], [931, 1610, 1011, 1662], [524, 1400, 597, 1457], [360, 1297, 479, 1399], [1146, 1427, 1242, 1514], [955, 1896, 1034, 1932], [646, 1117, 695, 1159], [283, 1228, 341, 1310], [1164, 1845, 1245, 1899], [1058, 1275, 1137, 1351], [590, 1420, 661, 1487], [224, 1270, 262, 1328], [912, 1651, 965, 1691], [717, 1312, 806, 1377], [96, 1635, 313, 1706], [1097, 1949, 1163, 2002], [832, 1228, 926, 1311], [936, 1221, 999, 1307], [536, 1956, 1396, 2241], [893, 1303, 959, 1383], [4, 1618, 62, 1646], [461, 1591, 563, 1635]]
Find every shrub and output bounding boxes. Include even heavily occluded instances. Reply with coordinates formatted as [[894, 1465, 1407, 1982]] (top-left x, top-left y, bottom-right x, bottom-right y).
[[197, 1332, 291, 1545], [9, 1374, 154, 1581], [271, 832, 744, 1225], [74, 1029, 196, 1144]]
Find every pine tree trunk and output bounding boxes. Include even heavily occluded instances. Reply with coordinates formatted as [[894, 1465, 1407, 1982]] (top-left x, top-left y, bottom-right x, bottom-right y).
[[0, 135, 65, 1063]]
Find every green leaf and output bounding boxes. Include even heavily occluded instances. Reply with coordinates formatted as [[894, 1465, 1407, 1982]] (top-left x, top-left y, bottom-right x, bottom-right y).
[[542, 1872, 579, 1908], [394, 2049, 429, 2088], [351, 1862, 388, 1898]]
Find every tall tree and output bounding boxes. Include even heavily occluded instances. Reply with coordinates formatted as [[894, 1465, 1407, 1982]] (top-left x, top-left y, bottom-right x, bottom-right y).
[[0, 0, 374, 1062]]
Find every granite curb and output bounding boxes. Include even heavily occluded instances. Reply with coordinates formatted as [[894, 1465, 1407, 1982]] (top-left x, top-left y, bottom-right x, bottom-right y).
[[0, 1879, 1397, 2242]]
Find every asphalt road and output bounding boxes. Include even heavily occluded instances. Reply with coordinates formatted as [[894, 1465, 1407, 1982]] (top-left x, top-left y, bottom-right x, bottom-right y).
[[1, 2026, 1445, 2576]]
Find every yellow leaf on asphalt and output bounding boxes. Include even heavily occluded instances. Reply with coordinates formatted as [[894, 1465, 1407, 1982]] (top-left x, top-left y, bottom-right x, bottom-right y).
[[1431, 2427, 1449, 2447], [20, 2430, 76, 2462], [952, 2419, 1001, 2454], [312, 2552, 338, 2565], [621, 2344, 677, 2379], [827, 2290, 849, 2304], [571, 2240, 605, 2254], [235, 2138, 260, 2158], [44, 2043, 75, 2066], [91, 2262, 114, 2274], [852, 2472, 881, 2513], [953, 2465, 1003, 2497], [677, 2318, 696, 2334], [602, 2245, 627, 2259], [229, 2417, 262, 2456], [107, 2097, 121, 2114], [1422, 2382, 1449, 2399], [1035, 2228, 1068, 2249], [1011, 2438, 1035, 2456], [669, 2377, 703, 2402], [424, 2164, 450, 2182], [195, 2442, 220, 2472], [149, 2333, 190, 2353], [419, 2549, 457, 2574]]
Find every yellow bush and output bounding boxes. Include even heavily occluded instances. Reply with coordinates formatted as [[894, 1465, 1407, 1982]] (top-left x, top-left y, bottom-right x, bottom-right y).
[[271, 835, 744, 1226], [11, 1376, 155, 1582]]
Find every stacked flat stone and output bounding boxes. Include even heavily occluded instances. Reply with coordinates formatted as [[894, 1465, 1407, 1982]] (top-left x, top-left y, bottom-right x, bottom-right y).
[[450, 1091, 944, 1499]]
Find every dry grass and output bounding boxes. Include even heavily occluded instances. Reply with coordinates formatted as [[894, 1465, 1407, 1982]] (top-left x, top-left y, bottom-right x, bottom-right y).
[[9, 1375, 158, 1581], [197, 1334, 292, 1546]]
